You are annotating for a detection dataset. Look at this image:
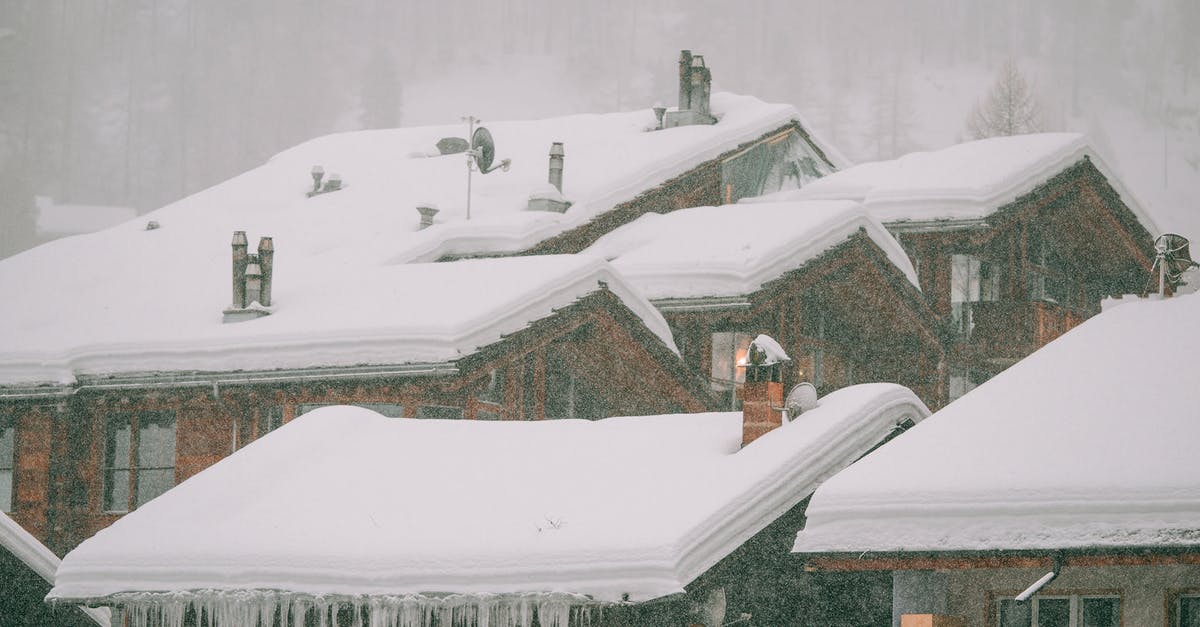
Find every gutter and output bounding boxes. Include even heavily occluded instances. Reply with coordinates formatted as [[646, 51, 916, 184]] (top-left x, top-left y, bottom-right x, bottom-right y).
[[883, 218, 990, 234], [0, 362, 458, 400], [651, 296, 752, 313]]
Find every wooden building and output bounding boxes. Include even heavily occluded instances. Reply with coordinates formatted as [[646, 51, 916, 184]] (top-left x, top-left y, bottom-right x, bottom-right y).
[[0, 256, 710, 554], [793, 291, 1200, 627], [0, 511, 109, 626], [585, 200, 946, 408], [767, 133, 1158, 401], [47, 349, 930, 627]]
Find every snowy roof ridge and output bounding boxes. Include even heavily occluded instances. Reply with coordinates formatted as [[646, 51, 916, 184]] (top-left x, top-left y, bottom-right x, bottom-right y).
[[0, 255, 676, 388], [0, 513, 110, 626], [752, 133, 1158, 234], [50, 384, 927, 604], [793, 291, 1200, 555], [584, 200, 919, 300]]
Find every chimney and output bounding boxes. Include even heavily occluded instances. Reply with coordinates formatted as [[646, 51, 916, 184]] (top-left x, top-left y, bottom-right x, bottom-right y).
[[678, 50, 694, 111], [690, 55, 712, 116], [416, 204, 440, 229], [231, 231, 248, 308], [548, 142, 565, 193], [741, 335, 791, 448], [257, 237, 274, 307]]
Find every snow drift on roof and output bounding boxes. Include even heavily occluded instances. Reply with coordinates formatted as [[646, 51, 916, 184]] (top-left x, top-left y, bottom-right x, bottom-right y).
[[50, 384, 927, 605], [793, 291, 1200, 555], [0, 94, 821, 387], [0, 255, 674, 386], [582, 200, 918, 299], [753, 132, 1158, 232]]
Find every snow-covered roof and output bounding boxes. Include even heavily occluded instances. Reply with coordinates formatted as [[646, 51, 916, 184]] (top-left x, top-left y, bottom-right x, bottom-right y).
[[0, 254, 674, 387], [754, 133, 1158, 232], [50, 384, 927, 607], [581, 200, 918, 300], [0, 513, 110, 626], [35, 196, 138, 237], [793, 291, 1200, 555], [0, 94, 831, 389]]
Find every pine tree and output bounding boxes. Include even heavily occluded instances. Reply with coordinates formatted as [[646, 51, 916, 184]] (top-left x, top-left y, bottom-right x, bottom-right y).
[[966, 60, 1043, 139]]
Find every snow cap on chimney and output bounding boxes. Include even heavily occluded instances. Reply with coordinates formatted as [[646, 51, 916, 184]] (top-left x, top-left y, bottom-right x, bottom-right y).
[[741, 334, 791, 448]]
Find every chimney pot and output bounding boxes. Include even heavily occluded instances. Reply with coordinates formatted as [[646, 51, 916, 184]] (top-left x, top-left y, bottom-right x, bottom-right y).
[[311, 165, 325, 193], [231, 231, 248, 308], [416, 204, 440, 229], [548, 142, 565, 193], [257, 237, 274, 307]]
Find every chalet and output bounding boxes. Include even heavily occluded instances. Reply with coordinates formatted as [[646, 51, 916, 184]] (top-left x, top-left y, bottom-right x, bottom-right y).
[[760, 133, 1159, 400], [47, 338, 930, 627], [584, 200, 946, 408], [793, 291, 1200, 627], [0, 511, 109, 626], [0, 254, 713, 554], [0, 51, 843, 554]]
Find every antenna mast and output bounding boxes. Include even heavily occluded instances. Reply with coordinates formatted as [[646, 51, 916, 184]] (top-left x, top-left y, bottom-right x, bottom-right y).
[[463, 115, 479, 221]]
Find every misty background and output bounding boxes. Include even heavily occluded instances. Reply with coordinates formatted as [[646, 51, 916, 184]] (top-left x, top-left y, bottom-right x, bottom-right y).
[[1, 0, 1198, 257]]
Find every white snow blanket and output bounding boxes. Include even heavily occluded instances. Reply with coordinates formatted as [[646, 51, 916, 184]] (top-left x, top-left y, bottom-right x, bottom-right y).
[[0, 255, 674, 387], [753, 132, 1158, 232], [0, 94, 823, 388], [50, 384, 927, 606], [793, 291, 1200, 554], [582, 200, 918, 299]]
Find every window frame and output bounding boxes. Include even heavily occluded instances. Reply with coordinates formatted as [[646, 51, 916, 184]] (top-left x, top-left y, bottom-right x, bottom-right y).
[[102, 410, 177, 514], [1170, 590, 1200, 627], [710, 331, 754, 410], [992, 591, 1122, 627], [0, 412, 14, 514]]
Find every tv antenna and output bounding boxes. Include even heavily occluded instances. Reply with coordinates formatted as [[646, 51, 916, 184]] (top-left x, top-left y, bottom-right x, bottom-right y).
[[1151, 233, 1198, 296], [461, 116, 512, 220]]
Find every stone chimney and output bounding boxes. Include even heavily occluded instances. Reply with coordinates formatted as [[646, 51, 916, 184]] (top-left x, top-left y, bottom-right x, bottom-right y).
[[548, 142, 565, 193], [416, 204, 440, 230], [231, 231, 248, 308], [741, 335, 790, 448], [257, 237, 274, 307], [664, 50, 716, 129]]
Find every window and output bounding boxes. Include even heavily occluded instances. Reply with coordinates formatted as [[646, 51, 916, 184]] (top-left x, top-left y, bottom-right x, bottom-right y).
[[997, 595, 1119, 627], [298, 403, 405, 418], [104, 411, 176, 513], [1027, 231, 1074, 307], [711, 332, 754, 409], [545, 349, 609, 421], [720, 129, 831, 202], [1173, 593, 1200, 627], [951, 254, 1001, 337], [478, 367, 506, 405], [948, 367, 991, 402], [257, 406, 284, 437], [0, 413, 13, 513]]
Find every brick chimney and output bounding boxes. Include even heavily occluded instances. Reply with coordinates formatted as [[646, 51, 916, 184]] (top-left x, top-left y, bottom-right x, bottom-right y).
[[664, 50, 716, 129], [257, 236, 274, 307], [741, 335, 790, 448]]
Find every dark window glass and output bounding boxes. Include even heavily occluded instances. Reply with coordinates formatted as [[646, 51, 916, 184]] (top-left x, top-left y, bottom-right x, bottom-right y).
[[104, 413, 133, 512], [1179, 595, 1200, 627], [479, 368, 505, 404], [355, 403, 405, 418], [134, 411, 175, 507], [0, 414, 13, 513], [296, 403, 332, 416], [999, 599, 1032, 627], [415, 406, 464, 420], [1037, 598, 1070, 627], [1080, 597, 1119, 627], [257, 406, 284, 437]]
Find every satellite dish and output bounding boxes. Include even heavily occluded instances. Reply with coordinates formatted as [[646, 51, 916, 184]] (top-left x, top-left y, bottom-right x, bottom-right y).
[[472, 127, 496, 172], [785, 382, 818, 418], [1155, 234, 1198, 279]]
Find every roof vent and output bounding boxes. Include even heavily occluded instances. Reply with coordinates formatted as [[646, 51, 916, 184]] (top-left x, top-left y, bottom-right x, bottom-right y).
[[144, 220, 160, 231], [306, 167, 344, 197], [416, 204, 439, 230], [527, 142, 572, 213], [663, 50, 716, 129]]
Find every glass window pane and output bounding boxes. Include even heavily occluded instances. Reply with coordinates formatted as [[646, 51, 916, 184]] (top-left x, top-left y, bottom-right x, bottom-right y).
[[479, 368, 505, 404], [105, 414, 132, 471], [137, 412, 176, 468], [1036, 598, 1070, 627], [0, 418, 12, 470], [0, 469, 11, 513], [104, 468, 131, 512], [135, 468, 174, 507], [297, 403, 332, 416], [258, 406, 284, 437], [1080, 597, 1119, 627], [1180, 596, 1200, 627], [711, 332, 734, 385], [355, 404, 405, 418], [999, 599, 1031, 627]]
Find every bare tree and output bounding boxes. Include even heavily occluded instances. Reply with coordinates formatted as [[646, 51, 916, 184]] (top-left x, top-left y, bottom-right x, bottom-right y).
[[966, 60, 1043, 139]]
